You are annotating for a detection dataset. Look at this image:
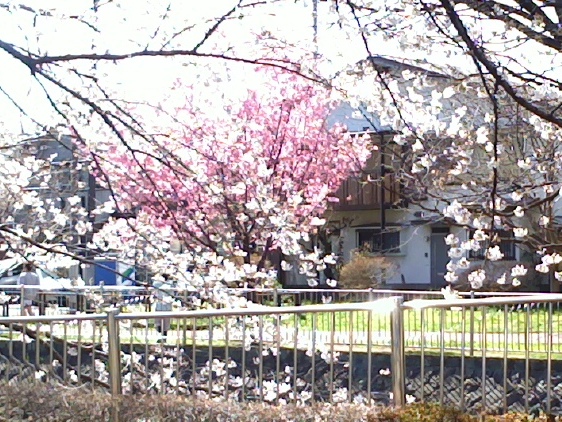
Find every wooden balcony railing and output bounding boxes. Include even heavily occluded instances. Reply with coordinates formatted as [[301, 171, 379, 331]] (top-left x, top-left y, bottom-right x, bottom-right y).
[[331, 172, 403, 211]]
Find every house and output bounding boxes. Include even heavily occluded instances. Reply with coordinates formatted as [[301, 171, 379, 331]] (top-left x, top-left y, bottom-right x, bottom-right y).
[[322, 104, 546, 291], [322, 103, 449, 289], [286, 57, 554, 291]]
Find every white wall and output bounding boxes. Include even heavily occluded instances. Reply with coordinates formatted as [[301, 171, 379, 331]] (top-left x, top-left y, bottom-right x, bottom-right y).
[[337, 209, 434, 285]]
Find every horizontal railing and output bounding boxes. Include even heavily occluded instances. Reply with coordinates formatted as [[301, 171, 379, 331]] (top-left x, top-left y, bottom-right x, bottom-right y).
[[0, 284, 540, 296], [0, 284, 536, 313], [0, 285, 541, 294]]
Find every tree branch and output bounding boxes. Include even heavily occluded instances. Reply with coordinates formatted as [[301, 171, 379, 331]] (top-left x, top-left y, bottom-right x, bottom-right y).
[[439, 0, 562, 128]]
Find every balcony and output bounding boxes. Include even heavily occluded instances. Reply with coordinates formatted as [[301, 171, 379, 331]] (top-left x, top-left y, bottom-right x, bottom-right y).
[[332, 171, 403, 211]]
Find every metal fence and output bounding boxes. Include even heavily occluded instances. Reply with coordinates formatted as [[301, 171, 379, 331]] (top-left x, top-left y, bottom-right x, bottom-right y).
[[232, 287, 538, 307], [0, 284, 153, 316], [2, 293, 562, 415], [0, 300, 403, 405], [4, 285, 562, 354], [401, 294, 562, 415]]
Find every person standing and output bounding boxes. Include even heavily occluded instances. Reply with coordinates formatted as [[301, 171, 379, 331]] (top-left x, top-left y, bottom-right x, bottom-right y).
[[152, 275, 173, 342], [18, 263, 40, 316]]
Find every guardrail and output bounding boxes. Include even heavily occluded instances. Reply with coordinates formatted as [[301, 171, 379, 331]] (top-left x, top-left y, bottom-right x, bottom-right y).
[[1, 293, 562, 415], [0, 284, 535, 316], [0, 299, 404, 406], [400, 294, 562, 415], [236, 287, 537, 307]]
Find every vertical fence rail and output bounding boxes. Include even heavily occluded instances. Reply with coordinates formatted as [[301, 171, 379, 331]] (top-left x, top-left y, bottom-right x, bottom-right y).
[[502, 304, 508, 414], [439, 307, 445, 405], [107, 309, 122, 396], [460, 306, 466, 412], [390, 297, 405, 407], [481, 306, 487, 413], [547, 302, 553, 413], [420, 308, 426, 403], [19, 285, 25, 316], [469, 291, 475, 356]]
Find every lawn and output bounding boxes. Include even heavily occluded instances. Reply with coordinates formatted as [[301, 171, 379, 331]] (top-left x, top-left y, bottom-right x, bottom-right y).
[[4, 305, 562, 355], [286, 306, 562, 354], [291, 307, 562, 334]]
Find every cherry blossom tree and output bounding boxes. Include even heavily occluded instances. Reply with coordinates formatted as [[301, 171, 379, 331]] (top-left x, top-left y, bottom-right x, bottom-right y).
[[93, 68, 370, 288], [5, 0, 562, 293]]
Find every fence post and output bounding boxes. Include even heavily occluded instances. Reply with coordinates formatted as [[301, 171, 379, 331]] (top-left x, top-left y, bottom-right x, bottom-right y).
[[390, 296, 405, 407], [20, 285, 25, 316], [273, 287, 279, 307], [469, 290, 475, 357], [107, 308, 122, 396], [99, 281, 105, 304]]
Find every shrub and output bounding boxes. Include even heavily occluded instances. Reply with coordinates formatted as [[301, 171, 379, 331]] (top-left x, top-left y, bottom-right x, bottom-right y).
[[338, 252, 397, 289], [1, 383, 560, 421], [0, 382, 375, 422], [370, 404, 560, 422], [369, 403, 474, 422]]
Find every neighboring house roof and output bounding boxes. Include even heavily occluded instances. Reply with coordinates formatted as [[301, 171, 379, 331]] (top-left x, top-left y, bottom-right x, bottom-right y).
[[327, 102, 393, 133], [18, 132, 75, 163], [331, 56, 449, 135], [359, 55, 451, 79]]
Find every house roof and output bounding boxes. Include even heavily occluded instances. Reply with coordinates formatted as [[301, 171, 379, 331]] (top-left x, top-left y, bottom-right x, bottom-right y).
[[358, 55, 451, 79], [327, 102, 394, 133], [330, 56, 451, 135]]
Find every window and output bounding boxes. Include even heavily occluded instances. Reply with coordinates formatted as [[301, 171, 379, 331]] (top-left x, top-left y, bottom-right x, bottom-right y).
[[356, 228, 401, 254], [469, 230, 517, 261]]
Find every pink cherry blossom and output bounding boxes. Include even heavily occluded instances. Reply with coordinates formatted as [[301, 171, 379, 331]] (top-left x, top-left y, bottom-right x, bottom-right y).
[[97, 67, 370, 280]]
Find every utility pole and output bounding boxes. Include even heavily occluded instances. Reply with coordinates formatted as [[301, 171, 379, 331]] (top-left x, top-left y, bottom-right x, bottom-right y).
[[380, 132, 386, 251], [312, 0, 319, 58]]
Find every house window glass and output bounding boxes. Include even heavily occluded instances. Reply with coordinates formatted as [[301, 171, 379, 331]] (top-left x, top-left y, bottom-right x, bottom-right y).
[[469, 230, 516, 261], [356, 228, 400, 254]]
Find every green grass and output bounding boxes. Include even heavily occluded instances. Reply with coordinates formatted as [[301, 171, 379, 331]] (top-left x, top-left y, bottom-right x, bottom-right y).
[[291, 307, 562, 334], [4, 306, 562, 356]]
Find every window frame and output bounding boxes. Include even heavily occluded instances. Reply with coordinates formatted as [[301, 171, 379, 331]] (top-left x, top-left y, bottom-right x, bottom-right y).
[[468, 229, 517, 261], [356, 227, 401, 255]]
